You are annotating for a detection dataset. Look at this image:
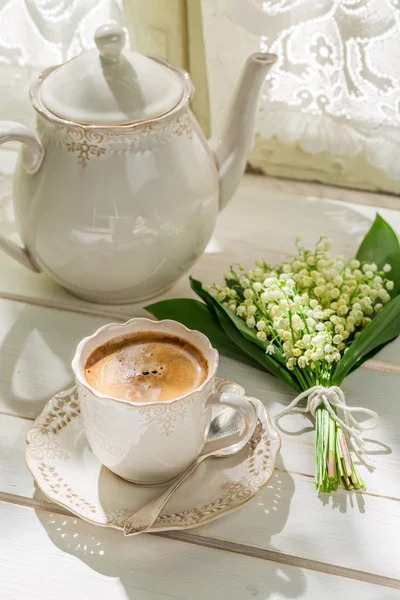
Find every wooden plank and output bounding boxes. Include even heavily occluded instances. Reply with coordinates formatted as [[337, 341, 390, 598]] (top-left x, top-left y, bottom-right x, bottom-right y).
[[1, 501, 399, 599], [0, 297, 397, 495], [237, 363, 400, 500], [1, 173, 400, 589], [2, 411, 400, 581], [0, 174, 400, 319], [2, 171, 400, 367], [253, 171, 400, 212]]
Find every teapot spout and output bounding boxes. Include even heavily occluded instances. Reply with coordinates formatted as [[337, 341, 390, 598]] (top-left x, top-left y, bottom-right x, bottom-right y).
[[213, 53, 277, 210]]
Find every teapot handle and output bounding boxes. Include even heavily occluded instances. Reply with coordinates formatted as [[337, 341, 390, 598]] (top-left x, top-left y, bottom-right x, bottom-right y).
[[0, 122, 44, 272]]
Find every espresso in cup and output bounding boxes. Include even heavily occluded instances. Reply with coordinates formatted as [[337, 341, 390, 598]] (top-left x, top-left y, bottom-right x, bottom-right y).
[[84, 331, 208, 403]]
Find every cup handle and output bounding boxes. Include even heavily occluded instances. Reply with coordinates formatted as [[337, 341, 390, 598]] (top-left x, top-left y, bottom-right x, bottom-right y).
[[205, 391, 257, 455]]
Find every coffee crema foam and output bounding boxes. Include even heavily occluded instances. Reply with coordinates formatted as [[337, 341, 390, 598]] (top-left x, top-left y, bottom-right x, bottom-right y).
[[84, 331, 209, 402]]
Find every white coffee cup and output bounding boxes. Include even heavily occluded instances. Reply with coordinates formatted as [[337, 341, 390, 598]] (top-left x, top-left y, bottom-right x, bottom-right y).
[[72, 318, 257, 485]]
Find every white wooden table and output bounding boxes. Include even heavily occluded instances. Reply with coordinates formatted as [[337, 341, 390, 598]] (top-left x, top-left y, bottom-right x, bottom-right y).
[[1, 171, 400, 599]]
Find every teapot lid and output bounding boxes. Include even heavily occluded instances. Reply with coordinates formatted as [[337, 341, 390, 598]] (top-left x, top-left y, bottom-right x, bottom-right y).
[[39, 24, 185, 125]]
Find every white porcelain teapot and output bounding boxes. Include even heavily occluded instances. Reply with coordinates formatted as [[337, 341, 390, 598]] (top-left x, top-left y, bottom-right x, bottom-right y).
[[0, 24, 276, 304]]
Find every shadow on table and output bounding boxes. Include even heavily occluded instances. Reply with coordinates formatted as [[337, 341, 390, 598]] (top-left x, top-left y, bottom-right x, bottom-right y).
[[0, 304, 78, 418], [0, 302, 117, 418], [319, 488, 367, 513], [318, 437, 391, 513], [33, 461, 305, 600]]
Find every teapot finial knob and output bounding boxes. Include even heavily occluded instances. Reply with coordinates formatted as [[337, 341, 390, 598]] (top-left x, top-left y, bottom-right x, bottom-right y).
[[95, 24, 126, 62]]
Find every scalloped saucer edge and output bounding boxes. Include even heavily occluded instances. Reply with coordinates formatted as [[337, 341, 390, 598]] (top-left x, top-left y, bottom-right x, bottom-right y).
[[25, 379, 281, 533]]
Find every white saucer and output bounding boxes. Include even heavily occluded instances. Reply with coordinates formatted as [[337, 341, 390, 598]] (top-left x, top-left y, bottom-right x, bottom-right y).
[[25, 379, 281, 533]]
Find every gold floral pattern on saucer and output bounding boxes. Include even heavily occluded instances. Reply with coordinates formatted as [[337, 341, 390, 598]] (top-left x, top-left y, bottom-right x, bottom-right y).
[[25, 379, 281, 533]]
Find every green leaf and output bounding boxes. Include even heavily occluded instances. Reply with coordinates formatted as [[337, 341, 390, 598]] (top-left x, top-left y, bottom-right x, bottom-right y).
[[332, 295, 400, 384], [190, 277, 286, 367], [213, 301, 301, 392], [189, 277, 300, 391], [146, 298, 262, 370], [356, 214, 399, 268], [190, 277, 263, 347]]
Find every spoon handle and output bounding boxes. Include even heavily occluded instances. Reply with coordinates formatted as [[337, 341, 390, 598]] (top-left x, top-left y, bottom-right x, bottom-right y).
[[124, 454, 208, 535], [123, 393, 256, 536]]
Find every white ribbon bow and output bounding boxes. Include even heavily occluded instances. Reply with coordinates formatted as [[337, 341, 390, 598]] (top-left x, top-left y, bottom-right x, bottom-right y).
[[276, 385, 379, 468]]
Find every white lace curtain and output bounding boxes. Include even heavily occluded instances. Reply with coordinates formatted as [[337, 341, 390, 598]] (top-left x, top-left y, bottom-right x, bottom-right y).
[[0, 0, 127, 233], [0, 0, 126, 127], [201, 0, 400, 194], [1, 0, 400, 195]]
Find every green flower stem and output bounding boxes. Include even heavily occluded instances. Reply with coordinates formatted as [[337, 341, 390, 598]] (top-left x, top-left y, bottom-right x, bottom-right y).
[[328, 417, 336, 481], [315, 408, 365, 492], [293, 367, 309, 390], [338, 427, 352, 477]]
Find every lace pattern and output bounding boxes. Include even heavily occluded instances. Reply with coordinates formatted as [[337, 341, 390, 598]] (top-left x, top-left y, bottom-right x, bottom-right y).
[[0, 0, 127, 127], [202, 0, 400, 184]]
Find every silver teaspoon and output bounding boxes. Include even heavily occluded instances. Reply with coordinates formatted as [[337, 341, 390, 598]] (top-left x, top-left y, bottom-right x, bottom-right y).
[[124, 402, 256, 536]]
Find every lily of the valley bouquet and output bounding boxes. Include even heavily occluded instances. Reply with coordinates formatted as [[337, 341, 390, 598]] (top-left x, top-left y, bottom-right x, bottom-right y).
[[147, 215, 400, 492]]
